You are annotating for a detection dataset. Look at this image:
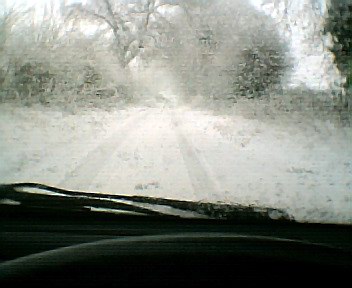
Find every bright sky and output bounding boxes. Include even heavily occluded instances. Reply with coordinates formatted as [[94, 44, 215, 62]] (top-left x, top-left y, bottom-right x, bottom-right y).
[[5, 0, 262, 10], [250, 0, 263, 9]]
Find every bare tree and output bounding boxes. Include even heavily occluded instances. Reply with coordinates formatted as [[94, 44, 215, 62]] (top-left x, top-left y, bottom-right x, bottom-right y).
[[66, 0, 179, 68], [325, 0, 352, 110], [164, 0, 290, 100]]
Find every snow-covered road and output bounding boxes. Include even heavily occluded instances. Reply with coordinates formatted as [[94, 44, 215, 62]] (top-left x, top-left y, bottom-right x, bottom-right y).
[[0, 104, 351, 224]]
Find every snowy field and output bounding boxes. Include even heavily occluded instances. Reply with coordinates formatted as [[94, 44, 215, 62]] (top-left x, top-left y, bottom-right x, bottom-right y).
[[0, 101, 351, 224]]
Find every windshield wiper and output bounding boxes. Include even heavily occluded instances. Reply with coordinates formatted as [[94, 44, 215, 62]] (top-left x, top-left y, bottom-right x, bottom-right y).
[[0, 183, 293, 222]]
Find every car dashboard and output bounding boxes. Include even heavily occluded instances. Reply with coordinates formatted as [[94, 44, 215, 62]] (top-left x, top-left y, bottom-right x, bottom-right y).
[[1, 204, 351, 286]]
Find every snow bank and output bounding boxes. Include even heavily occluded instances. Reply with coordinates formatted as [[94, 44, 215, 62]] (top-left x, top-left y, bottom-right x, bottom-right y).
[[181, 102, 352, 224], [0, 103, 139, 185]]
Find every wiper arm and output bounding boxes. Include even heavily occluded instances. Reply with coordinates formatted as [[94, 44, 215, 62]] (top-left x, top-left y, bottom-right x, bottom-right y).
[[0, 183, 293, 222], [0, 183, 172, 217]]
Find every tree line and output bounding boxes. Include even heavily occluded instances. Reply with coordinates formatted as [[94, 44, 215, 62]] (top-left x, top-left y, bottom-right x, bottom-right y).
[[0, 0, 350, 111]]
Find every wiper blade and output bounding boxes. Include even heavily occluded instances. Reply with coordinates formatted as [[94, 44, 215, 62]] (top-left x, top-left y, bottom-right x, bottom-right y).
[[0, 183, 293, 222], [0, 183, 170, 217]]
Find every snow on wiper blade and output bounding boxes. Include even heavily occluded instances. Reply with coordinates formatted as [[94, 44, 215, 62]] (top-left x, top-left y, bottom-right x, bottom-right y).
[[0, 183, 170, 218], [0, 183, 293, 222]]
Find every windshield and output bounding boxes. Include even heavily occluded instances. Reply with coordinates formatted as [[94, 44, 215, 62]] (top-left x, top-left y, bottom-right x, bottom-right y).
[[0, 0, 351, 225]]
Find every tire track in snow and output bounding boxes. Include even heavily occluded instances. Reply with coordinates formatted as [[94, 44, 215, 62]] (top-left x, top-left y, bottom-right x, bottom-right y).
[[171, 113, 223, 200], [86, 109, 196, 199], [59, 111, 148, 191]]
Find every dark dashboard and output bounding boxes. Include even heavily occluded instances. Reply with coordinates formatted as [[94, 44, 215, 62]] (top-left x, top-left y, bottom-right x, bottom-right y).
[[1, 205, 352, 286], [0, 183, 351, 286]]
